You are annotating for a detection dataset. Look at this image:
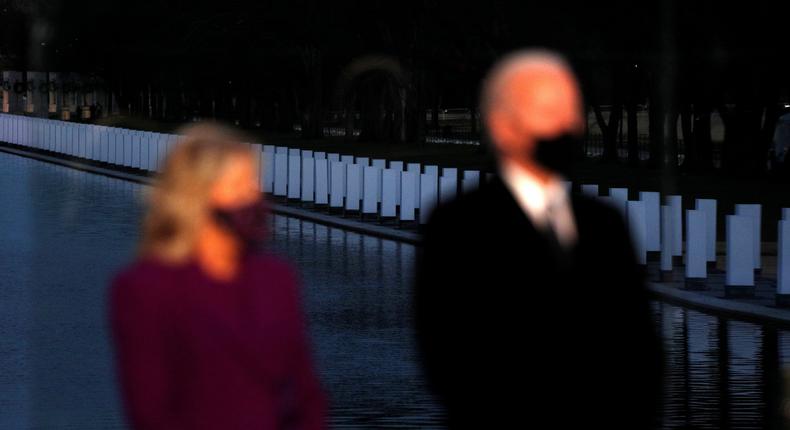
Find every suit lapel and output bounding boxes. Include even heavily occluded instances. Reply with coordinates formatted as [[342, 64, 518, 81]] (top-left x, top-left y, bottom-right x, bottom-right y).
[[485, 173, 543, 238], [485, 173, 578, 268]]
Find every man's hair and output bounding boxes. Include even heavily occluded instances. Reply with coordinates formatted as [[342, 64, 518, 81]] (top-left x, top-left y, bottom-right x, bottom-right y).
[[478, 49, 572, 121]]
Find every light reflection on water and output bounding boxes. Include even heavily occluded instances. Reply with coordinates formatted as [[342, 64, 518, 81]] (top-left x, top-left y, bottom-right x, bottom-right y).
[[0, 151, 788, 429]]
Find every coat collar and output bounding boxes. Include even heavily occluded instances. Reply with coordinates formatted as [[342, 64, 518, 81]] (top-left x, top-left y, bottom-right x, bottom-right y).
[[484, 170, 582, 258]]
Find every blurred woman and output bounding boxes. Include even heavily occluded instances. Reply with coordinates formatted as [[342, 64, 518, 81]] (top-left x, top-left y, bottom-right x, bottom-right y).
[[109, 122, 326, 429]]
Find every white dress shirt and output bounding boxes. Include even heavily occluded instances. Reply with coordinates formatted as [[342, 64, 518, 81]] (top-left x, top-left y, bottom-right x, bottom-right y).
[[499, 161, 578, 249]]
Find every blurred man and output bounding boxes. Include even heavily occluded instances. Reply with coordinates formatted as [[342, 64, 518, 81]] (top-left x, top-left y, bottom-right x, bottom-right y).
[[413, 50, 664, 429]]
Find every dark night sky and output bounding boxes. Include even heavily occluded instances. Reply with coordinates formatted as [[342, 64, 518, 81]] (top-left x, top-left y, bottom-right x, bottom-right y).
[[4, 1, 787, 87], [2, 1, 789, 152], [0, 0, 787, 176]]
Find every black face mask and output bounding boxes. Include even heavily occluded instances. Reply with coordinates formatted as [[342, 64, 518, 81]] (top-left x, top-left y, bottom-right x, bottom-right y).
[[211, 198, 270, 255], [532, 132, 580, 178]]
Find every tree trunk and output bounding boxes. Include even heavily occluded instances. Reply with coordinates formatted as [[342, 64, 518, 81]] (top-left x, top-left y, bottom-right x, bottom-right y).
[[680, 103, 696, 171], [344, 94, 356, 143], [665, 107, 679, 170], [648, 98, 665, 168], [626, 100, 639, 165], [695, 103, 713, 171], [404, 75, 425, 145], [432, 91, 440, 131], [761, 102, 780, 173], [593, 103, 622, 163]]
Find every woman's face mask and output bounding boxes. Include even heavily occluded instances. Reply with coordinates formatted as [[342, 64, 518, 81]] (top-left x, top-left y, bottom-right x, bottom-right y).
[[210, 198, 270, 254]]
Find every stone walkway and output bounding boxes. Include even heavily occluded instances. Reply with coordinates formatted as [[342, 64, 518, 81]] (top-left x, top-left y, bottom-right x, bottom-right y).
[[644, 256, 790, 326]]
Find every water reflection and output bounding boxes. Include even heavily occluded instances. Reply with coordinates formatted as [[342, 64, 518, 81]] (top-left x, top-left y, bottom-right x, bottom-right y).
[[654, 302, 786, 429], [0, 150, 788, 429]]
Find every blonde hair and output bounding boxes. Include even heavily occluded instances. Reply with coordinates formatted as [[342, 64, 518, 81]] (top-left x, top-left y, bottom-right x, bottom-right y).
[[137, 122, 257, 263]]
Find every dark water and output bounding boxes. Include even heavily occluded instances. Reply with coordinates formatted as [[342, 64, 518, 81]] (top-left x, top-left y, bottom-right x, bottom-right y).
[[0, 151, 788, 429]]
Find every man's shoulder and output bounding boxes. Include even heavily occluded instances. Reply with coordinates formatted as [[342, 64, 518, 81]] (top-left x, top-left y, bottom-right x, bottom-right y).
[[569, 193, 631, 241], [423, 180, 499, 228], [571, 192, 623, 219]]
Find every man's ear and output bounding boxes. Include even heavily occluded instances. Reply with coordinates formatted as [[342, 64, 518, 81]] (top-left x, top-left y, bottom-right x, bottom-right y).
[[487, 111, 519, 149], [569, 114, 585, 136]]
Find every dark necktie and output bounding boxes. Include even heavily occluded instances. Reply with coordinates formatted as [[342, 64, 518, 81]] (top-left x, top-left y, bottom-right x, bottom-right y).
[[543, 200, 572, 269]]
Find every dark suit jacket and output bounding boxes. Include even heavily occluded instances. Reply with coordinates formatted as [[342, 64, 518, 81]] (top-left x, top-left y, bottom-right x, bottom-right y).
[[413, 173, 664, 429]]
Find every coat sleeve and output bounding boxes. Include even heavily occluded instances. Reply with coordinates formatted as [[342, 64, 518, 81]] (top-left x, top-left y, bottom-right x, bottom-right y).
[[412, 205, 462, 405], [608, 207, 666, 425], [109, 270, 182, 430]]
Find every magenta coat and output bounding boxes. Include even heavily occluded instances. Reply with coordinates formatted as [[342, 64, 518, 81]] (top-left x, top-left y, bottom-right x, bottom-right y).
[[109, 252, 327, 430]]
